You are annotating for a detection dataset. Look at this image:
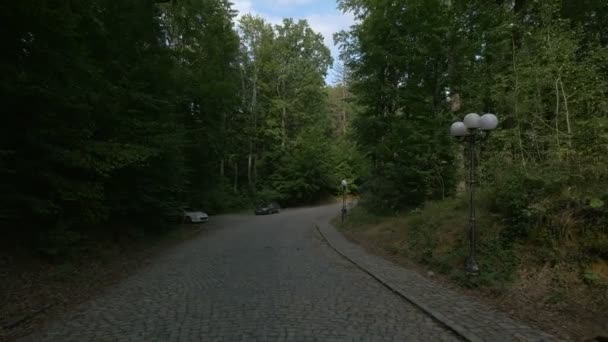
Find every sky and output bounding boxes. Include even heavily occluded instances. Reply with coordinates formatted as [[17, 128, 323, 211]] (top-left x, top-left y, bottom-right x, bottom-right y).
[[231, 0, 355, 84]]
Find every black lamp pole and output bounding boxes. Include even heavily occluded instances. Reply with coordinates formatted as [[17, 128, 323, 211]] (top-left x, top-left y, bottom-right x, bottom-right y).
[[450, 113, 498, 276], [465, 130, 479, 275], [341, 179, 348, 223]]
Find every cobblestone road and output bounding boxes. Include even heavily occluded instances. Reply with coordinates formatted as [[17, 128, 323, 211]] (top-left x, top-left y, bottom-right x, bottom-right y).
[[23, 206, 461, 341], [317, 217, 560, 342]]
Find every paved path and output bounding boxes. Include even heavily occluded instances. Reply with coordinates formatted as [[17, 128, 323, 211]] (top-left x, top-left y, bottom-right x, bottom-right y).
[[317, 219, 560, 342], [24, 205, 460, 341]]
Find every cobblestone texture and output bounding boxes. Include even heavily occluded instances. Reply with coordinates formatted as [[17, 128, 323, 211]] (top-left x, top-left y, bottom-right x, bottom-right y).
[[316, 207, 561, 342], [22, 206, 461, 341]]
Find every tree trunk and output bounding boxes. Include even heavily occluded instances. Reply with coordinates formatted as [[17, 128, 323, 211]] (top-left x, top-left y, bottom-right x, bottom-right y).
[[220, 159, 224, 177], [249, 68, 257, 189], [341, 85, 347, 135], [559, 79, 573, 150], [253, 154, 258, 186], [281, 106, 286, 148], [512, 35, 526, 167], [233, 161, 238, 193], [247, 151, 253, 190], [555, 76, 561, 152]]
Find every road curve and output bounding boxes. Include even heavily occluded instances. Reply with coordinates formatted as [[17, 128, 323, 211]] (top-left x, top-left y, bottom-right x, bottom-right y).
[[24, 205, 460, 341]]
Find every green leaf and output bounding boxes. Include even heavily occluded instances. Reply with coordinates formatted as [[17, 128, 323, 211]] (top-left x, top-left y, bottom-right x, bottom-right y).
[[590, 198, 605, 209], [583, 271, 600, 285]]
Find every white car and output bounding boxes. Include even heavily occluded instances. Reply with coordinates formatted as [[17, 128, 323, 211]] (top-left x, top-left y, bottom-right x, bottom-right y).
[[183, 209, 209, 223]]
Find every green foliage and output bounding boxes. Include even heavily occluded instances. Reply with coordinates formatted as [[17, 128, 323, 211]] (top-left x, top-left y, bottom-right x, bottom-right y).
[[583, 270, 601, 285], [344, 200, 519, 290], [337, 0, 608, 274], [342, 206, 385, 228], [336, 0, 459, 211], [1, 0, 364, 256], [237, 15, 364, 206], [200, 181, 252, 215], [590, 198, 605, 209], [0, 0, 237, 254], [269, 127, 335, 204], [488, 162, 566, 242]]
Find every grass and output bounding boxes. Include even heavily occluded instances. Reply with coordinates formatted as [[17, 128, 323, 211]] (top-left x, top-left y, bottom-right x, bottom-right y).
[[340, 195, 517, 289], [339, 196, 608, 340]]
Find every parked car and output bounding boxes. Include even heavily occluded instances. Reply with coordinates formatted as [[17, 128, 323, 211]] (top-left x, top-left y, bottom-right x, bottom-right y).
[[255, 202, 280, 215], [183, 208, 209, 223]]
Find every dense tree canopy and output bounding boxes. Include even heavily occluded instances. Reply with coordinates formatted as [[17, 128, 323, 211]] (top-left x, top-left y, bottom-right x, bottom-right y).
[[336, 0, 608, 248], [0, 0, 362, 254], [6, 0, 605, 257]]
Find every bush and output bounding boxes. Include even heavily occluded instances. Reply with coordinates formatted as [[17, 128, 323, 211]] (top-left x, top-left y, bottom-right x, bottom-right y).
[[36, 221, 83, 258], [488, 162, 568, 243], [478, 156, 608, 269], [254, 188, 284, 205], [398, 197, 519, 289], [199, 181, 252, 214]]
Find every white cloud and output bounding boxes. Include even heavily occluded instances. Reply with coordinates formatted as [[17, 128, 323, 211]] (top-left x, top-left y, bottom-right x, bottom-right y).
[[305, 12, 354, 48], [232, 0, 253, 14], [304, 12, 355, 69], [232, 0, 283, 24], [273, 0, 317, 6], [232, 0, 254, 19]]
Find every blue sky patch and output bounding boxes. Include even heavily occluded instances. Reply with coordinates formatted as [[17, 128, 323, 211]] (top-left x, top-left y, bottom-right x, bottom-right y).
[[232, 0, 354, 84]]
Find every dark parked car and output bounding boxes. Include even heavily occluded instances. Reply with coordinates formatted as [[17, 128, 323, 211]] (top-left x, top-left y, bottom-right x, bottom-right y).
[[255, 202, 280, 215]]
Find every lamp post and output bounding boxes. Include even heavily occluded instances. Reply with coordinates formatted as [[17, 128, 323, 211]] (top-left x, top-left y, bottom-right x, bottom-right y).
[[450, 113, 498, 275], [341, 179, 348, 223]]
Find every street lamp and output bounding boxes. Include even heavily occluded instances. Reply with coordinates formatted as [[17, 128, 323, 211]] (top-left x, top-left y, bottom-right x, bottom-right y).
[[450, 113, 498, 275], [341, 179, 348, 223]]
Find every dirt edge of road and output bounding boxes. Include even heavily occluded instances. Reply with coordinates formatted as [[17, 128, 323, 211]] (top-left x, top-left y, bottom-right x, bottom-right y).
[[0, 224, 209, 342]]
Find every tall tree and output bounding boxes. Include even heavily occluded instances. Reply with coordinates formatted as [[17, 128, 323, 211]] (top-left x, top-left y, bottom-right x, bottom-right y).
[[337, 0, 608, 245], [336, 0, 458, 210], [237, 16, 338, 204], [272, 19, 332, 147], [238, 15, 275, 190], [162, 0, 241, 209]]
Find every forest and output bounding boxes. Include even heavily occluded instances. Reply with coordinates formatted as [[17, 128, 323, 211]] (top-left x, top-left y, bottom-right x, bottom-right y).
[[1, 0, 607, 338], [1, 0, 607, 281], [336, 0, 608, 262], [335, 0, 608, 337], [1, 0, 364, 255]]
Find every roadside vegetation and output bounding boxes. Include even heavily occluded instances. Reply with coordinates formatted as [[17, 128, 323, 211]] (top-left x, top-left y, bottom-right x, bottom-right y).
[[335, 0, 608, 339], [340, 198, 607, 340]]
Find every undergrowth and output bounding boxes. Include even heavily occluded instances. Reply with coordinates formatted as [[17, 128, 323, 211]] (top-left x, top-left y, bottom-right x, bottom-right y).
[[341, 194, 608, 295]]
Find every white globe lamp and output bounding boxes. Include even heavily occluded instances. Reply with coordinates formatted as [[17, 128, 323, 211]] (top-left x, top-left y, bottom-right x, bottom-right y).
[[479, 113, 498, 131], [463, 113, 481, 129], [450, 122, 467, 137]]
